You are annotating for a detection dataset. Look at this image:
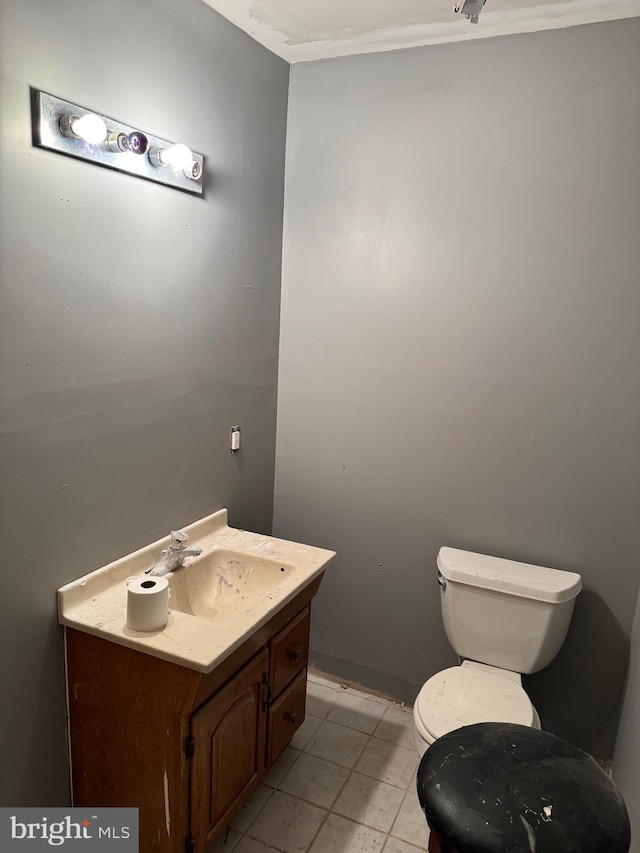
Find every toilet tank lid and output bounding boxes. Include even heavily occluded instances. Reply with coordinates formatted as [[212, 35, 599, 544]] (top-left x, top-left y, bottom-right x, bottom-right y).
[[437, 547, 582, 603]]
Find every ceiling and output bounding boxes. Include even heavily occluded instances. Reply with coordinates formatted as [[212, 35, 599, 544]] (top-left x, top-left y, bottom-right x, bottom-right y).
[[202, 0, 640, 61]]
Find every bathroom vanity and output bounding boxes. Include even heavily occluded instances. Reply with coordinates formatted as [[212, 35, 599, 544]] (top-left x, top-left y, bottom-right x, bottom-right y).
[[58, 510, 335, 853]]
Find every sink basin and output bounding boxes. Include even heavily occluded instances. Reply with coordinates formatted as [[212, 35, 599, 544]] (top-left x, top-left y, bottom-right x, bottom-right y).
[[57, 508, 335, 673], [168, 549, 296, 618]]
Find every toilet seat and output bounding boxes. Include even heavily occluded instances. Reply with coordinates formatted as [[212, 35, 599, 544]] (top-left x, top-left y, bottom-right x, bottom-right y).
[[414, 661, 535, 744]]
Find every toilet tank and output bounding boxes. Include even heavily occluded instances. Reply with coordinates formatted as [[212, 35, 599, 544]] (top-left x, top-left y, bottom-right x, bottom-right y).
[[437, 547, 582, 674]]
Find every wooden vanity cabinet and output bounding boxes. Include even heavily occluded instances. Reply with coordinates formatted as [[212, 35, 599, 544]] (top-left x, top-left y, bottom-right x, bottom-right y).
[[65, 576, 322, 853]]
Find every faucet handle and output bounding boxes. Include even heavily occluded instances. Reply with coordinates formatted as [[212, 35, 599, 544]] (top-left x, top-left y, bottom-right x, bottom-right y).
[[170, 530, 189, 549]]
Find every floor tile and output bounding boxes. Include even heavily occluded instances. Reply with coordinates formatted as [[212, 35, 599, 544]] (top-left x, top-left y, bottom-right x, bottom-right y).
[[207, 827, 242, 852], [248, 790, 326, 853], [390, 789, 431, 849], [307, 681, 341, 719], [374, 707, 417, 751], [304, 720, 370, 769], [309, 813, 387, 853], [327, 691, 387, 734], [230, 784, 273, 833], [290, 713, 323, 750], [355, 738, 419, 789], [332, 771, 405, 833], [262, 747, 300, 788], [233, 837, 279, 853], [383, 837, 429, 853], [279, 752, 350, 809]]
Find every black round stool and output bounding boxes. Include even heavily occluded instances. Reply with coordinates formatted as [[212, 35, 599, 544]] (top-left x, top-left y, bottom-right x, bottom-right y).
[[416, 722, 630, 853]]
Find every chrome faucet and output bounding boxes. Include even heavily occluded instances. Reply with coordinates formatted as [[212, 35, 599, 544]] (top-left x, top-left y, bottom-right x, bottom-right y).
[[145, 530, 203, 577]]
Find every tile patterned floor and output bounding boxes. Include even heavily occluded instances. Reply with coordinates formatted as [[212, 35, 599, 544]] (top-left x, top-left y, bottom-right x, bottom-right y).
[[209, 673, 429, 853]]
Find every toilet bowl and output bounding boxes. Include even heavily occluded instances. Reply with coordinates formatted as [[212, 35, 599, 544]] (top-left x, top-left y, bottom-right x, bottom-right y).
[[413, 660, 541, 755], [412, 547, 581, 755]]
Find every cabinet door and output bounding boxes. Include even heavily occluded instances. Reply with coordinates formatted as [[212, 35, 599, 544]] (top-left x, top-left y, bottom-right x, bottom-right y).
[[190, 648, 268, 851]]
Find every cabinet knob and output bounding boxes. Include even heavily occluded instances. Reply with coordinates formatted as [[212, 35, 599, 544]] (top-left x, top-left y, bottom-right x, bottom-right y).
[[287, 712, 299, 724], [291, 649, 301, 662]]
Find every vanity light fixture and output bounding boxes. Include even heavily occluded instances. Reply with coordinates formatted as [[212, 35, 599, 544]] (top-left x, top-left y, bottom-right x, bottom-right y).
[[31, 88, 205, 197]]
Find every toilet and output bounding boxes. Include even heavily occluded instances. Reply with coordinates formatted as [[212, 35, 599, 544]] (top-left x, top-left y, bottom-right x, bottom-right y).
[[413, 546, 582, 755]]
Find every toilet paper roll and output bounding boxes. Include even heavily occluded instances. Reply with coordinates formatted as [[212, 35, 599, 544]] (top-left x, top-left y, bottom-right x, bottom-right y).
[[126, 576, 169, 632]]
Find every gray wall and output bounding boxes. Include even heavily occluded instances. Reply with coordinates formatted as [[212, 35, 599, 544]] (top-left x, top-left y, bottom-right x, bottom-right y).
[[274, 20, 640, 760], [614, 587, 640, 851], [0, 0, 288, 806]]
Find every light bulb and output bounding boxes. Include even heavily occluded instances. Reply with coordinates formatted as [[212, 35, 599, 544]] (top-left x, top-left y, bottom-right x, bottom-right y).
[[159, 143, 193, 170], [68, 113, 108, 144], [108, 131, 149, 154]]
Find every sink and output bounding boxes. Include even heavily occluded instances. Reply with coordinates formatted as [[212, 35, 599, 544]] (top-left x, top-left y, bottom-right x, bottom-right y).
[[168, 549, 296, 619], [57, 509, 335, 673]]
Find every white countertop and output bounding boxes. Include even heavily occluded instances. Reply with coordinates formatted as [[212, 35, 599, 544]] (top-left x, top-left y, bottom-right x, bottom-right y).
[[58, 509, 335, 673]]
